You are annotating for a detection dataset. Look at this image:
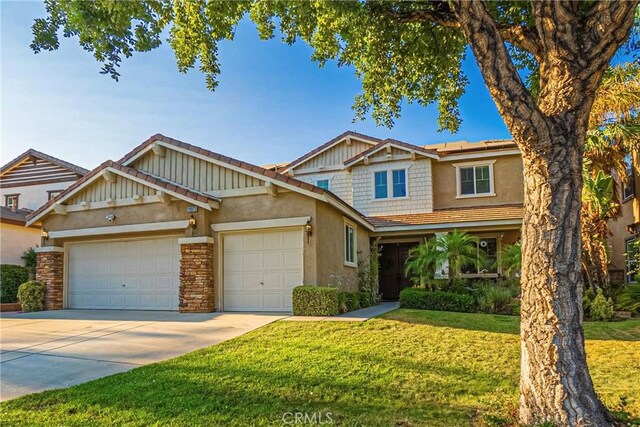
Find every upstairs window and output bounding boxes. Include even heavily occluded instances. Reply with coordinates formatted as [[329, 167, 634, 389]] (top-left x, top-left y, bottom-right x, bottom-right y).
[[5, 194, 19, 210], [623, 155, 635, 201], [374, 171, 388, 199], [316, 179, 330, 191], [344, 222, 356, 266], [455, 162, 495, 197], [374, 169, 408, 199], [392, 169, 407, 197], [626, 238, 638, 283]]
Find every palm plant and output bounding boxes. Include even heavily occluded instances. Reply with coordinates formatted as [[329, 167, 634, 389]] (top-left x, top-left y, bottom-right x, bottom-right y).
[[434, 230, 485, 284], [616, 285, 640, 313], [500, 242, 522, 278], [404, 239, 438, 289], [581, 63, 640, 289]]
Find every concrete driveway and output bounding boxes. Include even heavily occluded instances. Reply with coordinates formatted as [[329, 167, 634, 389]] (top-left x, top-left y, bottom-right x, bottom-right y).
[[0, 310, 286, 401]]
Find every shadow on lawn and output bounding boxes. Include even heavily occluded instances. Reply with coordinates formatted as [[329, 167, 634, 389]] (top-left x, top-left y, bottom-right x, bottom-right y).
[[3, 354, 480, 426], [379, 309, 640, 341]]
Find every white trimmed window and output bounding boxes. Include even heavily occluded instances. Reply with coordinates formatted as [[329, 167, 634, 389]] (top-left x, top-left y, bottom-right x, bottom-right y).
[[5, 194, 19, 210], [373, 169, 408, 199], [344, 221, 356, 267], [454, 161, 496, 198], [626, 237, 638, 283]]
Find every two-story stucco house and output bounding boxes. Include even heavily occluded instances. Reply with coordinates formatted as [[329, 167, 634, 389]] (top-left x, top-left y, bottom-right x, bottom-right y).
[[0, 150, 88, 265], [25, 132, 529, 313]]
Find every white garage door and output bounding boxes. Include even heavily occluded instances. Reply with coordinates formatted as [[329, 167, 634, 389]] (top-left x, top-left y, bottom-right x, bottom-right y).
[[223, 229, 303, 312], [68, 237, 180, 310]]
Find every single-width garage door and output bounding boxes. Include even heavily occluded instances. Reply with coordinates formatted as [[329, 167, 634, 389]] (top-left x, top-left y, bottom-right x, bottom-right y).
[[223, 229, 303, 312], [68, 237, 180, 310]]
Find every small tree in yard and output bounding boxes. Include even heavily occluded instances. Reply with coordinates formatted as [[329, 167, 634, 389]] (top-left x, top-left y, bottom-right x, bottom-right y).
[[404, 230, 483, 286], [30, 1, 639, 424]]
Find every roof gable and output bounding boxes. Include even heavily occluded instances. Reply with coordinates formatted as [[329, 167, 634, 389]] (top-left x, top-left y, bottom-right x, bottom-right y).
[[0, 149, 88, 189], [282, 131, 381, 173], [119, 134, 374, 230], [344, 139, 438, 167], [26, 161, 220, 226]]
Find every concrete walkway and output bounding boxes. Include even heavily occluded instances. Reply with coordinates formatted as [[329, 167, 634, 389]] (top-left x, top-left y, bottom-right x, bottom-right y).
[[283, 301, 399, 322], [0, 310, 285, 401]]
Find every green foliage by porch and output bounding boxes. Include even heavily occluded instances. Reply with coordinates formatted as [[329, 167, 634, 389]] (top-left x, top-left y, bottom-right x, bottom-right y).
[[399, 287, 476, 313], [0, 265, 30, 304], [1, 310, 638, 426]]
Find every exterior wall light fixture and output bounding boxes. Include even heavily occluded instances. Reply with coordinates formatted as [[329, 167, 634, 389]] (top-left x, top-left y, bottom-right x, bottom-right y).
[[305, 219, 313, 243]]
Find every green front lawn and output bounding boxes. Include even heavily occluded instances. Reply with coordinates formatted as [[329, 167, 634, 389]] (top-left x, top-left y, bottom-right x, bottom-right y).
[[2, 310, 639, 426]]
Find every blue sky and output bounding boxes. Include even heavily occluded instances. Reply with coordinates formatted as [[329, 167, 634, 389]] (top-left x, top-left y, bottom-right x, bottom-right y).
[[2, 1, 514, 170]]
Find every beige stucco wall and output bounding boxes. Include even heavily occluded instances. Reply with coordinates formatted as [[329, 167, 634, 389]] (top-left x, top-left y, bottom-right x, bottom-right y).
[[432, 155, 524, 209], [608, 180, 640, 274], [0, 223, 41, 265], [313, 201, 371, 290]]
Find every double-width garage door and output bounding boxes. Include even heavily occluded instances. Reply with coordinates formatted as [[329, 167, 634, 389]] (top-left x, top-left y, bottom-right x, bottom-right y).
[[67, 237, 180, 310], [223, 229, 303, 312]]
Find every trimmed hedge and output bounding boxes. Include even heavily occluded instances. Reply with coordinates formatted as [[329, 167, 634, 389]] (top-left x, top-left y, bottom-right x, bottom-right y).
[[399, 288, 476, 313], [17, 281, 45, 312], [293, 286, 338, 316], [1, 265, 30, 303]]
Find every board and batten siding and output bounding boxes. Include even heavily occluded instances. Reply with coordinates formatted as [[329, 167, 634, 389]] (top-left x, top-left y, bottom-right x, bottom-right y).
[[67, 177, 156, 204], [1, 159, 81, 189], [132, 149, 265, 193], [293, 140, 373, 171]]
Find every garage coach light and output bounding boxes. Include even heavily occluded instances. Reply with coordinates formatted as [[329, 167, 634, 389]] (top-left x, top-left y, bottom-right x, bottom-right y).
[[305, 219, 313, 243], [188, 215, 197, 229], [40, 228, 49, 241]]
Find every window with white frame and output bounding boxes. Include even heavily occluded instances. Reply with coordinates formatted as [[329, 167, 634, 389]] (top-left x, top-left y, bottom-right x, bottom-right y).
[[344, 222, 356, 266], [5, 194, 19, 210], [626, 237, 638, 283], [316, 179, 330, 191], [455, 161, 495, 197], [461, 237, 498, 275], [374, 169, 407, 199]]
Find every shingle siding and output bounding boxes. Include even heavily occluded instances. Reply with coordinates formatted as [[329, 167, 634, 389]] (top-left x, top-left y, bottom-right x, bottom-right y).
[[352, 159, 433, 216]]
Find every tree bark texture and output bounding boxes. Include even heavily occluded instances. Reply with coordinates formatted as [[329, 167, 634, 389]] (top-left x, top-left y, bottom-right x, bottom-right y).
[[449, 1, 638, 425]]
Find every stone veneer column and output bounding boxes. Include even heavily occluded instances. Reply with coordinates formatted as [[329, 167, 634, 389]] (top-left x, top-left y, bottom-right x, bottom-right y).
[[35, 247, 65, 310], [179, 237, 215, 313]]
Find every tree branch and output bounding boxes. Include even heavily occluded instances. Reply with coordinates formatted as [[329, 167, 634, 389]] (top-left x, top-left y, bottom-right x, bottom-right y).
[[448, 0, 547, 151], [380, 3, 543, 59]]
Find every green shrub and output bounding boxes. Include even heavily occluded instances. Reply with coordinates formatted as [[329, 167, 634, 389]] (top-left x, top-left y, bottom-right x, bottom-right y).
[[337, 291, 349, 314], [17, 281, 45, 312], [1, 265, 31, 303], [359, 291, 371, 308], [399, 288, 476, 313], [589, 289, 614, 321], [345, 292, 361, 312], [583, 288, 596, 315], [477, 285, 514, 315], [616, 284, 640, 313], [292, 286, 338, 316]]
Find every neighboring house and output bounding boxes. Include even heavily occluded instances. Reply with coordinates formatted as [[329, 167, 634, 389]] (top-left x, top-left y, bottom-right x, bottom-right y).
[[26, 132, 526, 313], [0, 149, 88, 265], [608, 154, 640, 284]]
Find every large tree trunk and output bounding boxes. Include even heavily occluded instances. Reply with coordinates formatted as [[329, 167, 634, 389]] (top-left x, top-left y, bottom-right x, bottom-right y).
[[518, 119, 611, 426]]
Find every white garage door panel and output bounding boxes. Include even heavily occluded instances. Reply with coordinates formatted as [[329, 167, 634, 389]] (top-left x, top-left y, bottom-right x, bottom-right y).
[[68, 237, 180, 311], [224, 229, 303, 312]]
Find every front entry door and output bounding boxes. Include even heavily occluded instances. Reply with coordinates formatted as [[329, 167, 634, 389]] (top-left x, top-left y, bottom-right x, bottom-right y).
[[379, 242, 417, 300]]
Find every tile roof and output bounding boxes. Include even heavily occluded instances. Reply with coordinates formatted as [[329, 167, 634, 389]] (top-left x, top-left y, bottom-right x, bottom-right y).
[[426, 139, 518, 156], [367, 204, 524, 228], [344, 138, 438, 166], [118, 134, 371, 226], [282, 131, 382, 171], [0, 206, 34, 225], [1, 148, 89, 176], [25, 161, 219, 223]]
